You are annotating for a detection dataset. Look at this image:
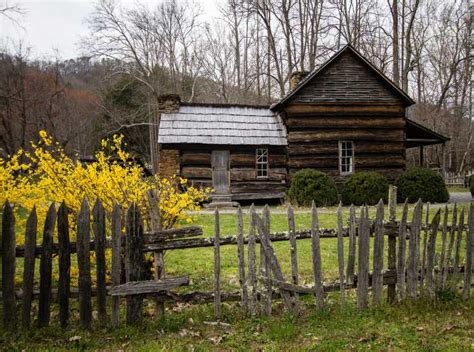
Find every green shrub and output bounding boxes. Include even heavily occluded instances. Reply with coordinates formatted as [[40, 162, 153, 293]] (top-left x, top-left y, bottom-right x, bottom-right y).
[[288, 169, 338, 207], [340, 171, 389, 206], [395, 167, 449, 203]]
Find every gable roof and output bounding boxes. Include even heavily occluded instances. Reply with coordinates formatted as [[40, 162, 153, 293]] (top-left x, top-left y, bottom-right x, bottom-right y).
[[271, 44, 415, 111], [158, 104, 287, 146]]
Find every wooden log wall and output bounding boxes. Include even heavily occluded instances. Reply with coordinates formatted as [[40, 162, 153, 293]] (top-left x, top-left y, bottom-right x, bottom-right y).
[[283, 49, 409, 181], [164, 144, 288, 200], [285, 104, 406, 180]]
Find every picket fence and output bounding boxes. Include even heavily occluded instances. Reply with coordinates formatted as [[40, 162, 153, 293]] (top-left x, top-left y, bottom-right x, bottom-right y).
[[1, 186, 474, 330]]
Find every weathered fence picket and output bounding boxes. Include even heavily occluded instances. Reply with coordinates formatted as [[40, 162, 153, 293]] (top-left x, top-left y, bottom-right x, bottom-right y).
[[357, 207, 370, 309], [22, 207, 37, 328], [77, 199, 92, 329], [261, 205, 272, 315], [2, 201, 16, 329], [57, 202, 70, 328], [462, 204, 474, 300], [288, 205, 298, 286], [147, 189, 165, 317], [426, 210, 441, 297], [311, 202, 325, 309], [337, 203, 345, 303], [452, 207, 465, 293], [407, 200, 422, 298], [111, 203, 122, 327], [444, 203, 458, 289], [420, 202, 430, 287], [346, 205, 356, 285], [372, 200, 384, 305], [247, 204, 257, 314], [125, 203, 144, 325], [397, 202, 408, 301], [93, 200, 107, 324], [387, 185, 397, 303], [214, 209, 221, 319], [38, 203, 56, 328], [437, 206, 449, 290], [236, 206, 248, 310]]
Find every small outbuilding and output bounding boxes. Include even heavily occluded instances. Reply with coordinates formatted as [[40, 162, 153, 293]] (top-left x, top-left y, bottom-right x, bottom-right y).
[[156, 44, 449, 203]]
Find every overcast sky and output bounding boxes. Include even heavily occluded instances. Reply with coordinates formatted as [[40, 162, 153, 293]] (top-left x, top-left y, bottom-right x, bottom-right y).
[[0, 0, 223, 60]]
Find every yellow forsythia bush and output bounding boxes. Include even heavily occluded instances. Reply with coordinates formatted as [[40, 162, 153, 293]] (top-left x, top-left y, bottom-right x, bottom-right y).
[[0, 131, 211, 246]]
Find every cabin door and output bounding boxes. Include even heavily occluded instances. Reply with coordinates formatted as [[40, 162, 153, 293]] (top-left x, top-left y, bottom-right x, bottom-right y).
[[211, 150, 230, 194]]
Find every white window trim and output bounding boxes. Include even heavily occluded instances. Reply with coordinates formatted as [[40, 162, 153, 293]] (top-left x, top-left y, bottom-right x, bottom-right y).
[[339, 141, 354, 175], [256, 148, 269, 179]]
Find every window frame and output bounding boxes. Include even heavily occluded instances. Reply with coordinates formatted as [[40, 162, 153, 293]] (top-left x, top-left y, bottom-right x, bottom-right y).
[[256, 148, 269, 179], [339, 141, 354, 175]]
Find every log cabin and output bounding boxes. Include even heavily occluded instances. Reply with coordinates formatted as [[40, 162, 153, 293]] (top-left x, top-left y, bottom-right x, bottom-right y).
[[157, 44, 449, 204]]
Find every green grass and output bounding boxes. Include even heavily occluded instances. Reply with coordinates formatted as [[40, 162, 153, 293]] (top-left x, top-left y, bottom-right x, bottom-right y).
[[447, 185, 469, 193], [2, 297, 474, 350], [3, 203, 474, 350]]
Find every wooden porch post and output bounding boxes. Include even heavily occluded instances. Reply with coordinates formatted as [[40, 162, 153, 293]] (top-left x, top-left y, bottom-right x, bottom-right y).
[[419, 145, 424, 167]]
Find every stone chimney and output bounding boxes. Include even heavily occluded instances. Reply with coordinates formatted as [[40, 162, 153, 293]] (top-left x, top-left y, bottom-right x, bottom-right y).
[[289, 71, 310, 91], [155, 94, 181, 177], [157, 94, 181, 112]]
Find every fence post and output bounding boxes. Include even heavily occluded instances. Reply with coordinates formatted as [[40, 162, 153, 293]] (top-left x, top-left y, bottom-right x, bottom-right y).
[[336, 203, 345, 304], [397, 201, 408, 301], [452, 208, 464, 293], [2, 201, 16, 330], [126, 203, 144, 325], [372, 199, 385, 305], [38, 203, 56, 328], [93, 200, 107, 324], [247, 204, 257, 314], [311, 202, 324, 309], [346, 205, 356, 285], [387, 185, 397, 303], [22, 207, 37, 328], [111, 203, 122, 327], [407, 200, 422, 298], [147, 189, 165, 317], [261, 205, 272, 315], [426, 210, 441, 298], [420, 202, 430, 288], [214, 209, 221, 320], [444, 203, 457, 289], [437, 205, 449, 290], [462, 204, 474, 300], [236, 205, 248, 310], [357, 206, 370, 309], [57, 202, 70, 328], [77, 198, 92, 329]]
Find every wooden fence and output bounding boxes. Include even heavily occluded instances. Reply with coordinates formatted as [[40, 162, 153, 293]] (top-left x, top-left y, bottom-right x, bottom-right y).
[[1, 186, 474, 330]]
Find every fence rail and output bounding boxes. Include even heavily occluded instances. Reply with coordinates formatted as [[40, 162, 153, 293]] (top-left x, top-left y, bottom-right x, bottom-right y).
[[1, 185, 474, 330]]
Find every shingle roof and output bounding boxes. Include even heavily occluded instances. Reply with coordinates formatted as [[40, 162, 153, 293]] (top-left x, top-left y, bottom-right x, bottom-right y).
[[158, 105, 287, 145]]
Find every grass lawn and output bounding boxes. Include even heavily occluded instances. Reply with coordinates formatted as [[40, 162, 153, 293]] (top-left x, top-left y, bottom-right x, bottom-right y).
[[447, 185, 469, 193], [1, 296, 474, 351], [2, 202, 474, 351]]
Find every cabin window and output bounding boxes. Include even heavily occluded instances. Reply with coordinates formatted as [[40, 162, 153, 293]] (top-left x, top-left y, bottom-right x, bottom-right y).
[[256, 148, 269, 178], [339, 141, 354, 174]]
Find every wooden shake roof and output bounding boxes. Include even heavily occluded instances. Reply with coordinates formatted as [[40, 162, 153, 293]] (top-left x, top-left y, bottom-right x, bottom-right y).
[[158, 104, 287, 146]]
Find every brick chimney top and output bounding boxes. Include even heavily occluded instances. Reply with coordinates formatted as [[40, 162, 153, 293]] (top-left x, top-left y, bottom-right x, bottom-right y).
[[289, 71, 310, 91]]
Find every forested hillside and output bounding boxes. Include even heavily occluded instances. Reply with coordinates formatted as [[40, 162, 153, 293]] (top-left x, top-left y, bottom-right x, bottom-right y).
[[1, 0, 472, 171]]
